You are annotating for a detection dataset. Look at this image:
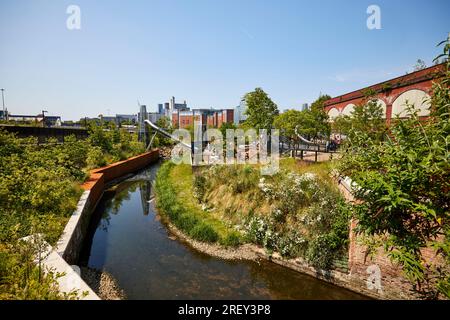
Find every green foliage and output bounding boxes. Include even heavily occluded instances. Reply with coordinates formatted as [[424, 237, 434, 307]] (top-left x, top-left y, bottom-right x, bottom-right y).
[[219, 122, 237, 140], [220, 231, 242, 247], [87, 123, 145, 162], [201, 163, 350, 268], [333, 98, 387, 142], [193, 174, 208, 201], [309, 94, 332, 138], [86, 146, 107, 168], [273, 109, 304, 138], [339, 37, 450, 298], [230, 165, 259, 194], [0, 125, 145, 299], [243, 88, 279, 130], [273, 95, 331, 141], [155, 162, 240, 244], [152, 116, 174, 146], [189, 223, 219, 243]]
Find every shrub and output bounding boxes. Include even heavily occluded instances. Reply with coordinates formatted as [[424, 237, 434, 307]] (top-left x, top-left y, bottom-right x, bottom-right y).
[[189, 223, 219, 243], [306, 235, 336, 270], [193, 174, 207, 201], [177, 213, 199, 231], [87, 146, 107, 169], [245, 216, 269, 245], [221, 232, 242, 247]]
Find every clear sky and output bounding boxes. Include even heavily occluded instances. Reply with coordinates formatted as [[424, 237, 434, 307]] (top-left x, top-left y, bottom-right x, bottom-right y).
[[0, 0, 449, 120]]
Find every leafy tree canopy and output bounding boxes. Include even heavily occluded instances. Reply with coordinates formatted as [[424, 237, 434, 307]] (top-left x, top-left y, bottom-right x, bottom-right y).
[[244, 88, 279, 131], [273, 94, 331, 140]]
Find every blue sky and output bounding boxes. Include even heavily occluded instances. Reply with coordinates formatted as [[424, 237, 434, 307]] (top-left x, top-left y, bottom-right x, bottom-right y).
[[0, 0, 449, 120]]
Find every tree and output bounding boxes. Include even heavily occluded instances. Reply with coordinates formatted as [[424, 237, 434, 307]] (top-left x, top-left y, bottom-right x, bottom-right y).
[[273, 95, 332, 142], [219, 122, 237, 139], [310, 94, 331, 113], [273, 109, 304, 139], [244, 88, 279, 131], [156, 116, 172, 132], [309, 94, 332, 139], [332, 93, 387, 143]]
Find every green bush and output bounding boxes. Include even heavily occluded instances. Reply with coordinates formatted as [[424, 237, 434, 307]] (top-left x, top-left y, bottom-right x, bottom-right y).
[[189, 223, 219, 243], [87, 146, 107, 168], [177, 213, 199, 231], [193, 174, 207, 201], [221, 232, 241, 247], [306, 235, 336, 270]]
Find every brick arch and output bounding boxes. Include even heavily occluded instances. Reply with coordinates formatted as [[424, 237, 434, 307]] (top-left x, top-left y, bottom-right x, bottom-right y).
[[371, 98, 387, 118], [327, 107, 340, 121], [341, 103, 355, 116], [392, 89, 431, 118], [389, 85, 432, 103]]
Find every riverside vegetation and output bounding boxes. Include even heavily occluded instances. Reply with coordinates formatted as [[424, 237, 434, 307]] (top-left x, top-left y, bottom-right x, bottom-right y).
[[0, 124, 145, 299], [155, 159, 351, 270]]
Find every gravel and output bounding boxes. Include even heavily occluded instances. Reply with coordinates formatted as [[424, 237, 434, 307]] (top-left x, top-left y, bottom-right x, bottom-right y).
[[164, 220, 262, 261], [80, 267, 125, 300]]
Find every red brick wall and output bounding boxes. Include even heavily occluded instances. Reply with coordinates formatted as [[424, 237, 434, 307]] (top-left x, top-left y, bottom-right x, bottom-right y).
[[324, 63, 445, 123], [178, 115, 194, 128], [336, 179, 444, 299], [226, 109, 234, 123]]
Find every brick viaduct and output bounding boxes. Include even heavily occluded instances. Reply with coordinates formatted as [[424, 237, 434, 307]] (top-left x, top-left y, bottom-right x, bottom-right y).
[[324, 63, 446, 124]]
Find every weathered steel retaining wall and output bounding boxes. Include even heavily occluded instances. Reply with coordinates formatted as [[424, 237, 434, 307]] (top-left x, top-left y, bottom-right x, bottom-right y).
[[56, 149, 160, 265]]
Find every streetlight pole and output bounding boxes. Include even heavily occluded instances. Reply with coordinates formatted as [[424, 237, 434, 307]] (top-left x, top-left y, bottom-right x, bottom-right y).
[[1, 89, 5, 121]]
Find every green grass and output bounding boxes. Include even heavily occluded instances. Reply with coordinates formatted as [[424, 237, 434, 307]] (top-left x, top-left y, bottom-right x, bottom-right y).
[[154, 161, 243, 246], [279, 157, 336, 183]]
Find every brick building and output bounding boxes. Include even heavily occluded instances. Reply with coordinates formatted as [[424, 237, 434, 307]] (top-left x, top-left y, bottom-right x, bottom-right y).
[[172, 108, 234, 130], [324, 63, 446, 124]]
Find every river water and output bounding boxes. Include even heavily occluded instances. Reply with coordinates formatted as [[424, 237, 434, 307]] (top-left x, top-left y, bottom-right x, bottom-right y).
[[79, 162, 367, 300]]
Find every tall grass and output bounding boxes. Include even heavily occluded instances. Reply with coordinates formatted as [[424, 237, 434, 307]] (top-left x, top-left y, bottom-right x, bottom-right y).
[[154, 162, 242, 245]]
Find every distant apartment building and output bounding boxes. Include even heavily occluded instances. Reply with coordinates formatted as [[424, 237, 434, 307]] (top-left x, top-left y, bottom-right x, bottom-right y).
[[301, 103, 309, 111], [159, 96, 188, 121], [6, 114, 41, 122], [148, 112, 162, 124], [44, 116, 62, 127], [153, 96, 234, 129], [234, 98, 248, 125], [172, 108, 234, 130], [158, 104, 164, 115]]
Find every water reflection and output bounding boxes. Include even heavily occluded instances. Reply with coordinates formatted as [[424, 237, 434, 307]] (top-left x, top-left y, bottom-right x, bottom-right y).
[[79, 163, 367, 300]]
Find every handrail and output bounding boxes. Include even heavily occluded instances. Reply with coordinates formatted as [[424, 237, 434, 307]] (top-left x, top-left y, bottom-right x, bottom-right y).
[[294, 125, 316, 144], [144, 119, 194, 150]]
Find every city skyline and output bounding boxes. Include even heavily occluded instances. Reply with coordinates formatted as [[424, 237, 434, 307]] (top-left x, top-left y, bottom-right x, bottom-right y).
[[0, 0, 449, 120]]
